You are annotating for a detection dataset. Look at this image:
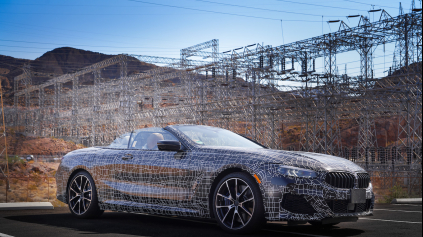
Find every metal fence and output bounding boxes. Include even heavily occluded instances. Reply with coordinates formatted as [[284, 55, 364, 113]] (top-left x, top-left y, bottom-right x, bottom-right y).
[[0, 175, 55, 203], [0, 155, 61, 203], [5, 155, 63, 163], [341, 146, 422, 172], [1, 147, 421, 203]]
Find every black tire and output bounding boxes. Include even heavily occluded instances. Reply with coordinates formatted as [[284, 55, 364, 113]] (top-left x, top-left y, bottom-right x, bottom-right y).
[[67, 171, 104, 219], [212, 172, 265, 234], [309, 221, 340, 228]]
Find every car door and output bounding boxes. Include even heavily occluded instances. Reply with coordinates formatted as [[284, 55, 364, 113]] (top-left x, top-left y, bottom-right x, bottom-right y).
[[111, 128, 196, 209], [93, 133, 131, 204]]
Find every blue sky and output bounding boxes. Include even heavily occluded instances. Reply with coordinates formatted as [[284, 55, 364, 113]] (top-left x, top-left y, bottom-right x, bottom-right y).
[[0, 0, 421, 77]]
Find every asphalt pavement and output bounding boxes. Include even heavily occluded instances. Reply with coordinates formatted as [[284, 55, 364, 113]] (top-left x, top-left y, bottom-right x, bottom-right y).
[[0, 204, 421, 237]]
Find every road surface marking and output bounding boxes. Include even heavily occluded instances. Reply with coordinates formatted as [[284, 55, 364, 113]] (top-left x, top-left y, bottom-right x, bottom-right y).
[[375, 209, 422, 213], [0, 233, 14, 237], [393, 204, 422, 207], [361, 218, 422, 224]]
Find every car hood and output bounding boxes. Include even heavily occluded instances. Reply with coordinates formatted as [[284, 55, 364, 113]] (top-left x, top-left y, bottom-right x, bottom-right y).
[[65, 147, 102, 157], [285, 151, 366, 173], [200, 146, 366, 173]]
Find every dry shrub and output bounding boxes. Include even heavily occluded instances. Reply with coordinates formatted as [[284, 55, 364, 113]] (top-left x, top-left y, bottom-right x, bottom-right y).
[[381, 184, 409, 203], [17, 196, 27, 202], [31, 175, 42, 184], [51, 198, 68, 207], [0, 162, 66, 205], [6, 193, 17, 202], [32, 197, 44, 202], [28, 184, 38, 191]]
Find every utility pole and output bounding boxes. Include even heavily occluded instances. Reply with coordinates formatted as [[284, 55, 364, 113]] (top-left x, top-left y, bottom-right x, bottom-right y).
[[0, 79, 10, 192]]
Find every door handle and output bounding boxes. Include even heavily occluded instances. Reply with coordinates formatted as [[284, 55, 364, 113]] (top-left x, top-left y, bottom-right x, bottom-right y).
[[122, 154, 134, 160]]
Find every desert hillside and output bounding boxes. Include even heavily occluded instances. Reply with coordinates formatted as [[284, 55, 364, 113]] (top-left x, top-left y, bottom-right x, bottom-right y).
[[0, 128, 85, 156], [280, 116, 404, 150], [0, 47, 156, 105]]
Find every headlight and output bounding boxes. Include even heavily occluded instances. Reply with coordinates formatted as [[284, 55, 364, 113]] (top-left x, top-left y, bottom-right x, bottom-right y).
[[278, 166, 318, 179]]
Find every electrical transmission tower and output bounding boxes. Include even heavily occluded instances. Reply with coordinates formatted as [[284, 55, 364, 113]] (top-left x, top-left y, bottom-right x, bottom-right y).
[[8, 10, 422, 194]]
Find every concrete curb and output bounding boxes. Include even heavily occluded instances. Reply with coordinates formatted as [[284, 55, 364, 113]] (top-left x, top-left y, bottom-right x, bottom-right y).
[[0, 202, 54, 210], [391, 198, 422, 204]]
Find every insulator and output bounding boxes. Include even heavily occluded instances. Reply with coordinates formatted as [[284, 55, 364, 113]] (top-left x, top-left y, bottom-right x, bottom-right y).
[[302, 60, 307, 74], [260, 56, 264, 69]]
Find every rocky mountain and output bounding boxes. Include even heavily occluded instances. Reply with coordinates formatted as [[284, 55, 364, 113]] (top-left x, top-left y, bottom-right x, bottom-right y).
[[0, 47, 156, 105], [0, 55, 30, 91]]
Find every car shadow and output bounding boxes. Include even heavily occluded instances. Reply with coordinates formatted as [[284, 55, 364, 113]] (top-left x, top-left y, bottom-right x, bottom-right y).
[[266, 222, 365, 236], [5, 209, 365, 237]]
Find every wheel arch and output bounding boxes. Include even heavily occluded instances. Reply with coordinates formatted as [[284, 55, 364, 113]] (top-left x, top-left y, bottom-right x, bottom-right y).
[[207, 165, 265, 219], [65, 167, 93, 204]]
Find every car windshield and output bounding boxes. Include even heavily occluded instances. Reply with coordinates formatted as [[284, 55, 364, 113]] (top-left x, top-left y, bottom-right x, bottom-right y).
[[128, 127, 178, 150], [175, 126, 265, 149], [108, 128, 179, 150], [109, 133, 131, 149]]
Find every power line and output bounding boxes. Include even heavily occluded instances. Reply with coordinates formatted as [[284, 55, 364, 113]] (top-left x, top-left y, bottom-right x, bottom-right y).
[[341, 0, 399, 9], [0, 50, 120, 55], [281, 20, 285, 45], [309, 53, 395, 71], [0, 2, 159, 8], [195, 0, 345, 17], [0, 12, 209, 16], [0, 39, 178, 50], [0, 50, 181, 58], [1, 51, 395, 76], [127, 0, 322, 22], [0, 20, 191, 45], [0, 45, 178, 53], [1, 51, 395, 65], [275, 0, 372, 11]]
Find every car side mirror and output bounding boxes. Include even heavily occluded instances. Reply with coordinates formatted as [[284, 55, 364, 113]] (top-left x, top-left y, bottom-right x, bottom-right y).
[[157, 140, 181, 152]]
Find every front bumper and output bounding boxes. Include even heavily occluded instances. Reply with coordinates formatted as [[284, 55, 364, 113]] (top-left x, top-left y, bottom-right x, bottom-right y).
[[263, 175, 375, 222]]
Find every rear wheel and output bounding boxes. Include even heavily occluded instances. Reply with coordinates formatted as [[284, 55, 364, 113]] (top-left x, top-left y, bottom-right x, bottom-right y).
[[212, 172, 265, 234], [68, 171, 103, 219]]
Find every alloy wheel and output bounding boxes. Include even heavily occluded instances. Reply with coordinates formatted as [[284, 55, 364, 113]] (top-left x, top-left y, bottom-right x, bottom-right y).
[[69, 175, 93, 215], [215, 178, 255, 230]]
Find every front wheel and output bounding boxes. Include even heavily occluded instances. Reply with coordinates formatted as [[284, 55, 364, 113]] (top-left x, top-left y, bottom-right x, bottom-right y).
[[68, 171, 104, 219], [212, 172, 265, 234]]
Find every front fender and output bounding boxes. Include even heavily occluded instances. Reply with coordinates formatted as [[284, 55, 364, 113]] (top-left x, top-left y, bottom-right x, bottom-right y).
[[55, 152, 98, 204], [191, 162, 284, 219]]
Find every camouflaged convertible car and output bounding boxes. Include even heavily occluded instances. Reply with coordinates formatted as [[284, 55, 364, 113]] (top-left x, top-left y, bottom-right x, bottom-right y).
[[56, 125, 374, 234]]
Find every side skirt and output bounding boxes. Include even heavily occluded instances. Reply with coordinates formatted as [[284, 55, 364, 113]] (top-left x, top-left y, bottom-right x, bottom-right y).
[[100, 200, 201, 217]]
